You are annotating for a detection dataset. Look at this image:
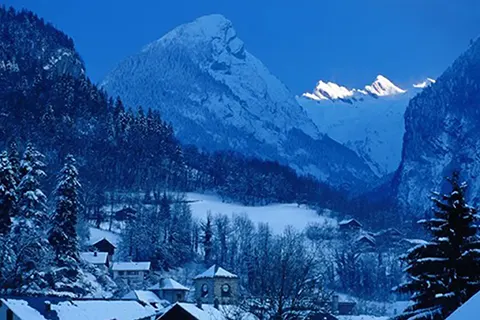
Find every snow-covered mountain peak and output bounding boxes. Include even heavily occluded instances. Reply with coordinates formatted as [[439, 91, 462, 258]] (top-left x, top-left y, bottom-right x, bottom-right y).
[[301, 75, 409, 103], [412, 77, 436, 89], [146, 14, 246, 60], [365, 74, 406, 96]]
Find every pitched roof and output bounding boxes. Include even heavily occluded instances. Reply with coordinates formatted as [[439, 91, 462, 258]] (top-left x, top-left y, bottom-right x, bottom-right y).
[[338, 218, 362, 227], [80, 252, 108, 265], [112, 261, 151, 271], [0, 297, 158, 320], [159, 303, 258, 320], [160, 278, 190, 291], [122, 290, 165, 305], [194, 265, 238, 280], [447, 290, 480, 320]]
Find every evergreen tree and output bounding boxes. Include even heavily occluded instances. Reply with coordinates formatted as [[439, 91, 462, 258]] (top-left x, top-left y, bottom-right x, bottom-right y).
[[0, 151, 16, 235], [48, 154, 81, 269], [17, 144, 47, 227], [395, 172, 480, 319]]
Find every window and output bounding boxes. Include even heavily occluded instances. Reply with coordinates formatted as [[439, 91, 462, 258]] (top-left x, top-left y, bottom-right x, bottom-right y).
[[7, 309, 13, 320], [176, 293, 183, 301], [221, 284, 231, 297], [118, 271, 125, 276], [201, 283, 208, 297], [128, 271, 138, 275]]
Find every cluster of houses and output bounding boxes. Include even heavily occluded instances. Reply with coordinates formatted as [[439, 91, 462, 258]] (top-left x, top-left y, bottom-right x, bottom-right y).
[[338, 218, 426, 253], [0, 261, 356, 320], [0, 218, 437, 320]]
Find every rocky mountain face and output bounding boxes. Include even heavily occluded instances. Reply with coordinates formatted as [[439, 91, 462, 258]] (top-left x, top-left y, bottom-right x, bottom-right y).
[[393, 38, 480, 215], [103, 14, 376, 189], [0, 7, 84, 93], [298, 76, 434, 176]]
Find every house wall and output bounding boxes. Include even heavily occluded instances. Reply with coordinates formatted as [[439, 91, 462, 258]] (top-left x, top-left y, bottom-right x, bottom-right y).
[[0, 303, 21, 320], [161, 290, 186, 304], [113, 270, 146, 286]]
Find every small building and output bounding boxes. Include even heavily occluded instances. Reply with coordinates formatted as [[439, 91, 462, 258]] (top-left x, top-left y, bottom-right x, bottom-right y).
[[354, 234, 376, 253], [374, 228, 404, 248], [114, 207, 137, 221], [80, 251, 109, 268], [158, 302, 258, 320], [0, 297, 158, 320], [331, 295, 357, 316], [112, 262, 151, 286], [193, 265, 238, 305], [149, 278, 190, 304], [122, 290, 168, 311], [338, 219, 362, 232], [90, 238, 116, 261]]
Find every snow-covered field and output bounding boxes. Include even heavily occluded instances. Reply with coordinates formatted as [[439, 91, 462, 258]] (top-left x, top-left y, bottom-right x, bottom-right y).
[[186, 193, 337, 234], [89, 227, 120, 247]]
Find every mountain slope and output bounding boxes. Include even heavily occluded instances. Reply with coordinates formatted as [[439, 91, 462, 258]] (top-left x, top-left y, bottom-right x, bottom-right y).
[[102, 14, 376, 189], [393, 39, 480, 215], [297, 76, 433, 176]]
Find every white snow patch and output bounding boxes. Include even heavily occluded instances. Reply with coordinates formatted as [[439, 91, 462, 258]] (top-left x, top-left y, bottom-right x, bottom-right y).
[[186, 193, 336, 233]]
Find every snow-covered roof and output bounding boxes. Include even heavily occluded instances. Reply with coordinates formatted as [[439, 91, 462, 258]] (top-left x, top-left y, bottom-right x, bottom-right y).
[[194, 265, 238, 279], [112, 261, 151, 271], [80, 252, 108, 265], [447, 290, 480, 320], [158, 278, 190, 291], [356, 234, 376, 245], [122, 290, 164, 304], [339, 218, 362, 227], [0, 297, 158, 320], [159, 302, 258, 320]]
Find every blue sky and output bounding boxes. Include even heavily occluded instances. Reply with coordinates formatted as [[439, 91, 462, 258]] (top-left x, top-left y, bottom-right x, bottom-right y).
[[6, 0, 480, 93]]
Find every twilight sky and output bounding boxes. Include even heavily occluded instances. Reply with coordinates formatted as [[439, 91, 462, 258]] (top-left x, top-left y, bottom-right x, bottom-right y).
[[6, 0, 480, 93]]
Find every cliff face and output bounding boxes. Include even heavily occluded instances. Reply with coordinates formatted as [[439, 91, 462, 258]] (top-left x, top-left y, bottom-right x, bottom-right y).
[[394, 38, 480, 215]]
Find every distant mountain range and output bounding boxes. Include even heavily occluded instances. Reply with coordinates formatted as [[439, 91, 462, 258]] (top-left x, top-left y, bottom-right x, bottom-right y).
[[298, 75, 435, 176], [102, 14, 376, 190]]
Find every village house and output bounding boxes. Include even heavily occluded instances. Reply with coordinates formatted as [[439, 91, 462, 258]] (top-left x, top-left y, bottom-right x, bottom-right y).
[[158, 302, 258, 320], [112, 262, 151, 286], [148, 278, 190, 304], [338, 219, 362, 233], [89, 237, 116, 263], [80, 251, 110, 268], [0, 297, 158, 320], [354, 234, 376, 253]]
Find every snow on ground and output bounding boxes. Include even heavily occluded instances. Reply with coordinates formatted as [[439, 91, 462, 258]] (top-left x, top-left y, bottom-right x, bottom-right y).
[[186, 193, 336, 234], [88, 227, 120, 247]]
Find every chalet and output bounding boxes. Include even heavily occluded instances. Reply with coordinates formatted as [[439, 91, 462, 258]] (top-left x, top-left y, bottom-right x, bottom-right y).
[[122, 290, 168, 311], [193, 265, 238, 305], [0, 297, 157, 320], [447, 289, 480, 319], [114, 207, 137, 221], [338, 219, 362, 232], [158, 302, 258, 320], [80, 251, 109, 268], [89, 238, 116, 261], [112, 262, 151, 286], [354, 234, 376, 252], [374, 228, 404, 246], [332, 295, 356, 316], [148, 278, 190, 304]]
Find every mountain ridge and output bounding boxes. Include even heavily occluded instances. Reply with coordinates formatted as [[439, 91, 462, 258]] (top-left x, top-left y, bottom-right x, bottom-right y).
[[103, 14, 377, 189]]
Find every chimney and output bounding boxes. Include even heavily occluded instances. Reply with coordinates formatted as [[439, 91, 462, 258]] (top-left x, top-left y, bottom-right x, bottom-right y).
[[44, 301, 51, 314], [332, 295, 339, 314], [196, 298, 202, 310], [213, 298, 220, 309]]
